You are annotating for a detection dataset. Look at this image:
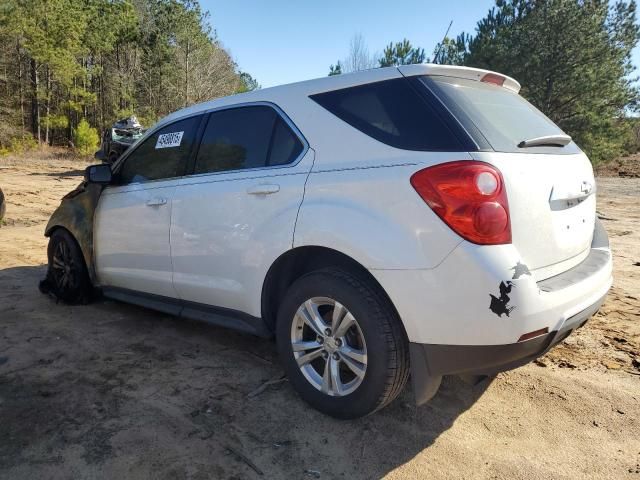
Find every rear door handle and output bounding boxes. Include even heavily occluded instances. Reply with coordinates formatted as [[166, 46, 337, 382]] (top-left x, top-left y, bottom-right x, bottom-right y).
[[146, 197, 167, 206], [247, 184, 280, 195]]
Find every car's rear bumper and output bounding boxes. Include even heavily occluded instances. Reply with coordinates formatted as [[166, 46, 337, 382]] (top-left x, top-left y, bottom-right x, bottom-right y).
[[370, 219, 612, 404], [409, 292, 606, 404], [370, 220, 612, 346]]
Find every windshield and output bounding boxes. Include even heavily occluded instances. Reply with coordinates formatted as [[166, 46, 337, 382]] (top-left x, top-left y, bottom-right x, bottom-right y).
[[112, 128, 145, 144], [424, 76, 580, 154]]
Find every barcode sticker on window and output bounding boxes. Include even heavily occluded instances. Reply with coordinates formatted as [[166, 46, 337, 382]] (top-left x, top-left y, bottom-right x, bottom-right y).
[[155, 131, 184, 149]]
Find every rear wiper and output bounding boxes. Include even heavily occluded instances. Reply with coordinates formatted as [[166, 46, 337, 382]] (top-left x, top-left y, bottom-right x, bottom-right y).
[[517, 134, 572, 148]]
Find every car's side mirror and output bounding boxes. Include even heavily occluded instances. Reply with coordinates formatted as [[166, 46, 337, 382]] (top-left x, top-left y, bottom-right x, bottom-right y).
[[85, 164, 112, 184]]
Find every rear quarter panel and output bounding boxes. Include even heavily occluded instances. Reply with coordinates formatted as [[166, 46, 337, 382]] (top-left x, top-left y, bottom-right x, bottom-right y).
[[294, 151, 469, 270]]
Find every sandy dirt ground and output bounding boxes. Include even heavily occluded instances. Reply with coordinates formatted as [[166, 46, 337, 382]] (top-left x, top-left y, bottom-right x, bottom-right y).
[[0, 151, 639, 480]]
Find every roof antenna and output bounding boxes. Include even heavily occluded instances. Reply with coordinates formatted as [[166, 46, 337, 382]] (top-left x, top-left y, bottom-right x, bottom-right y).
[[433, 20, 453, 64]]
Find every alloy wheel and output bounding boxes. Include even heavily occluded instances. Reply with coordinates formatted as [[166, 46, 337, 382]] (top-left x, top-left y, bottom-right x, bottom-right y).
[[51, 240, 76, 291], [290, 297, 368, 396]]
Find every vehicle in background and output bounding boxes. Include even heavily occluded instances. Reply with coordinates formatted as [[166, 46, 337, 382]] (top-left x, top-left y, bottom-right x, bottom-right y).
[[43, 65, 612, 419], [94, 116, 145, 164]]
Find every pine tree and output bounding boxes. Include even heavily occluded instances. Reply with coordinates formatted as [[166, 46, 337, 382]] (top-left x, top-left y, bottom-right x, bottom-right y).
[[328, 61, 343, 76], [0, 0, 250, 151], [455, 0, 640, 163], [378, 39, 425, 67]]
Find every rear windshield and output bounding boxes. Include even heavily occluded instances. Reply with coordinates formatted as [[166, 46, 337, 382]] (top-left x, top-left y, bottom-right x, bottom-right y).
[[424, 76, 580, 154]]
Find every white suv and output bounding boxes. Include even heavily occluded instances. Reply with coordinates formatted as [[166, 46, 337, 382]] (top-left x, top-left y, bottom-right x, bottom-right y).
[[43, 64, 612, 419]]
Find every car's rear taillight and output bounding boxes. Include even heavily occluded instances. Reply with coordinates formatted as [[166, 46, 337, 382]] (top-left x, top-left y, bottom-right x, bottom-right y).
[[410, 161, 511, 245]]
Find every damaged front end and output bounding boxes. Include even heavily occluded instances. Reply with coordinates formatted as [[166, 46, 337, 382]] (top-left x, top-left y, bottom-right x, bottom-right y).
[[44, 180, 104, 284]]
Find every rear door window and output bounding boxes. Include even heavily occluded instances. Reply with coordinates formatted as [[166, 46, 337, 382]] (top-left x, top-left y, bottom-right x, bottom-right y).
[[310, 78, 464, 151], [424, 76, 580, 154], [194, 106, 304, 174], [195, 106, 274, 174]]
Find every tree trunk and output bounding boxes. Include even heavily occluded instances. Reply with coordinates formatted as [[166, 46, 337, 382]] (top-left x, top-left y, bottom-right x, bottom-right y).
[[67, 90, 73, 146], [17, 40, 24, 136], [100, 53, 105, 130], [116, 44, 124, 111], [185, 40, 190, 107], [82, 57, 88, 118], [30, 57, 41, 144], [45, 65, 51, 145]]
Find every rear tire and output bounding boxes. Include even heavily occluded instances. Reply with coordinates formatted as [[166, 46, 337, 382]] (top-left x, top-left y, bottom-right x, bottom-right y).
[[276, 267, 409, 419], [42, 229, 91, 303]]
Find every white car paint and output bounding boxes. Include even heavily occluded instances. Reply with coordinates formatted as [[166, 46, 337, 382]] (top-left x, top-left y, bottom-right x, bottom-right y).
[[372, 237, 612, 346], [94, 179, 178, 298], [170, 148, 314, 315], [475, 150, 596, 279]]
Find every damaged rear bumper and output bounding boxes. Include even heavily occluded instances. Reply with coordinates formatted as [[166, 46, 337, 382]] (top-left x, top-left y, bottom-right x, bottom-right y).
[[410, 293, 607, 405], [370, 219, 612, 405]]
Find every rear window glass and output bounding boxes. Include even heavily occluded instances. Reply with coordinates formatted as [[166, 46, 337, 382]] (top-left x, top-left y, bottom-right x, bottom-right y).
[[310, 78, 463, 151], [425, 76, 580, 154]]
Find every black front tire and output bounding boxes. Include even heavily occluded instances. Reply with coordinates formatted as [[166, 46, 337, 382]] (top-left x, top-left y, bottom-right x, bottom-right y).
[[276, 267, 410, 419], [43, 229, 91, 303]]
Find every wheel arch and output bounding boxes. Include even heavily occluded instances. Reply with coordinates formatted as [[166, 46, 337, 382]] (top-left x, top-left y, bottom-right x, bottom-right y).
[[45, 224, 94, 282], [44, 182, 104, 284], [260, 245, 406, 337]]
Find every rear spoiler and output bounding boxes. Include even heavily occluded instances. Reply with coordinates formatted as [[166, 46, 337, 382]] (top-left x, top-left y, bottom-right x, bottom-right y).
[[398, 64, 521, 93]]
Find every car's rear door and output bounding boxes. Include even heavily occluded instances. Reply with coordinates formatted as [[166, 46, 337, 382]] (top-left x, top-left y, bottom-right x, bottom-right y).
[[94, 115, 203, 297], [170, 104, 311, 316]]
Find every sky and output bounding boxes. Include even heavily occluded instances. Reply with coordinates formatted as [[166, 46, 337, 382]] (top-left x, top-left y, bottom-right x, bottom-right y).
[[202, 0, 640, 88]]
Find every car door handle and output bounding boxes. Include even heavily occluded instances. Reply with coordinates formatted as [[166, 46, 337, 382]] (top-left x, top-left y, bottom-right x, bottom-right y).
[[146, 197, 167, 206], [247, 184, 280, 195]]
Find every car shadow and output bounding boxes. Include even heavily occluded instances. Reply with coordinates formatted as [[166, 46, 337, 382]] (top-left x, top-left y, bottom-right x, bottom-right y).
[[0, 264, 491, 479]]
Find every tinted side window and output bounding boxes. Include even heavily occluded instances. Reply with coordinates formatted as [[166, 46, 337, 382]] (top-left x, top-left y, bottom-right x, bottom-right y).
[[269, 117, 304, 166], [310, 78, 463, 151], [118, 116, 201, 184], [195, 106, 276, 174]]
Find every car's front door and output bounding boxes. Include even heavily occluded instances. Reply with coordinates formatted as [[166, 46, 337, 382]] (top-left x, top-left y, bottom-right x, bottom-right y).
[[94, 115, 202, 297], [170, 105, 312, 316]]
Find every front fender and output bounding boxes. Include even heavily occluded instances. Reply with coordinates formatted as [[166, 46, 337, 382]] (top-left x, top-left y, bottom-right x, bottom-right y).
[[45, 182, 104, 283]]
